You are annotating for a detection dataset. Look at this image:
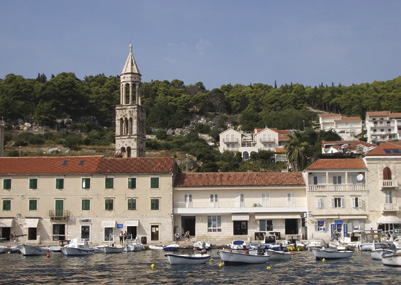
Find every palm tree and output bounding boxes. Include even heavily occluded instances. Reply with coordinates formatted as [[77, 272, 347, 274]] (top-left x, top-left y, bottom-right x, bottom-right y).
[[285, 131, 309, 172]]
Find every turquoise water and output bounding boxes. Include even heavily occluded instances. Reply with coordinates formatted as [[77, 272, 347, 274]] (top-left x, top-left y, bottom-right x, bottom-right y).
[[1, 249, 400, 284]]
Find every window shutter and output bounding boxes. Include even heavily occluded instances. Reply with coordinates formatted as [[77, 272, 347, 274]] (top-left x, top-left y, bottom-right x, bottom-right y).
[[331, 198, 335, 208], [358, 197, 362, 208], [352, 197, 356, 208], [341, 198, 345, 208], [128, 178, 136, 189]]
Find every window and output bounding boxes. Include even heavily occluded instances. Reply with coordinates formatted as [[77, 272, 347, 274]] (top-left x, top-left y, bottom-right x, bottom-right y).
[[105, 178, 114, 189], [56, 178, 64, 190], [28, 228, 37, 240], [128, 198, 136, 210], [128, 178, 136, 189], [208, 216, 222, 232], [82, 199, 90, 211], [332, 197, 344, 208], [3, 200, 11, 211], [352, 197, 362, 208], [29, 178, 38, 190], [333, 176, 342, 184], [317, 221, 326, 231], [3, 179, 11, 190], [259, 220, 273, 231], [317, 197, 325, 209], [81, 225, 90, 240], [29, 200, 37, 211], [385, 191, 393, 204], [262, 194, 270, 207], [104, 228, 114, 241], [210, 194, 218, 207], [150, 177, 159, 188], [313, 176, 318, 185], [105, 199, 113, 211], [287, 193, 295, 206], [82, 178, 90, 189], [235, 194, 245, 207], [184, 194, 192, 208], [151, 199, 159, 210]]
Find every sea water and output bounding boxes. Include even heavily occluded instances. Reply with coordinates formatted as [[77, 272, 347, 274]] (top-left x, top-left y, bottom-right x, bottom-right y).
[[1, 249, 400, 284]]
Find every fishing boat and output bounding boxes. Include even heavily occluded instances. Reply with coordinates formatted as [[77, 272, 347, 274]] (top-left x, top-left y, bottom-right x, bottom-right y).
[[61, 238, 95, 256], [267, 249, 292, 261], [382, 252, 401, 267], [311, 248, 353, 260], [165, 253, 211, 265], [227, 240, 249, 250], [19, 244, 49, 256], [218, 250, 270, 265], [163, 244, 180, 251]]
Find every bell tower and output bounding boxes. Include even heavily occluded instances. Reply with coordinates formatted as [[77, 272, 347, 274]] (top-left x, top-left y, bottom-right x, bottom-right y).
[[115, 44, 146, 157]]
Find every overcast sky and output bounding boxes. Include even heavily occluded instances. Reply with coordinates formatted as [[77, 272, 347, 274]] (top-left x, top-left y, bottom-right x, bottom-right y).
[[1, 0, 400, 89]]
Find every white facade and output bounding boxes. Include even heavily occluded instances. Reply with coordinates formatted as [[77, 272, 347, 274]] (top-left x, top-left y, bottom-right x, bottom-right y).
[[365, 111, 401, 143], [319, 114, 363, 140]]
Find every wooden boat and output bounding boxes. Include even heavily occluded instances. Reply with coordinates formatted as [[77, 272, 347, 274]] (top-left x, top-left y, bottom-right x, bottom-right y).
[[311, 248, 353, 260], [218, 250, 270, 265], [267, 249, 292, 261], [163, 244, 180, 251], [19, 244, 49, 256], [382, 252, 401, 267], [165, 253, 211, 265], [61, 238, 94, 256]]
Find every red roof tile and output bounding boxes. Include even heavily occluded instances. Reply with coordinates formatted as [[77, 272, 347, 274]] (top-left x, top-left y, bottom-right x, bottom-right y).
[[306, 159, 366, 170], [174, 172, 305, 187], [366, 142, 401, 156], [367, 111, 390, 117], [0, 156, 176, 175]]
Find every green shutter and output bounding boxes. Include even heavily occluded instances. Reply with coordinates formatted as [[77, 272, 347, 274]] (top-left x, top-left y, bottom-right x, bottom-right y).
[[105, 178, 114, 189], [105, 199, 113, 211], [29, 178, 37, 189], [82, 200, 90, 210], [56, 178, 64, 189], [128, 178, 136, 189], [3, 200, 11, 211], [3, 179, 11, 190], [82, 178, 90, 189], [151, 177, 159, 188], [29, 200, 37, 211], [55, 200, 63, 216], [128, 199, 136, 210], [151, 199, 159, 210]]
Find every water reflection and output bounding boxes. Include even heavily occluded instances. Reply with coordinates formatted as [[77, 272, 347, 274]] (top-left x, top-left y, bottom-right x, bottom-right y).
[[1, 249, 401, 284]]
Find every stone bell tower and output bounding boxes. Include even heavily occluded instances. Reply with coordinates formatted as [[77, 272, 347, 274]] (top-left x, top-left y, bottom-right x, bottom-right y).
[[115, 44, 146, 157]]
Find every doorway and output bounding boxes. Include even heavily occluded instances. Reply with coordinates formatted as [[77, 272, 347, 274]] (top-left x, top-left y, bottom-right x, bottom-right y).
[[233, 221, 248, 235], [127, 226, 137, 239], [285, 219, 299, 235], [151, 225, 159, 241], [1, 227, 10, 241], [53, 224, 65, 241], [181, 216, 196, 237]]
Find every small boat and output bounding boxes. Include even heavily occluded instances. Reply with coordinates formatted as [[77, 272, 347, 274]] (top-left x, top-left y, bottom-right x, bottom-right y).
[[165, 253, 211, 265], [97, 244, 124, 254], [382, 252, 401, 267], [61, 238, 95, 256], [19, 244, 49, 256], [192, 241, 212, 251], [360, 242, 387, 251], [163, 244, 180, 251], [48, 245, 62, 252], [0, 246, 9, 253], [148, 245, 164, 250], [9, 245, 21, 254], [306, 240, 325, 250], [267, 249, 292, 261], [227, 240, 249, 250], [311, 248, 353, 260], [124, 238, 145, 252], [218, 250, 270, 265], [371, 248, 393, 260]]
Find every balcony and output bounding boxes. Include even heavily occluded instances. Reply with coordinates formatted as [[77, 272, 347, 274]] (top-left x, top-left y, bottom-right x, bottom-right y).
[[49, 210, 70, 221], [383, 203, 400, 212], [308, 184, 366, 192], [223, 138, 239, 143], [176, 202, 193, 208], [260, 138, 275, 143], [223, 147, 239, 152], [381, 180, 398, 188]]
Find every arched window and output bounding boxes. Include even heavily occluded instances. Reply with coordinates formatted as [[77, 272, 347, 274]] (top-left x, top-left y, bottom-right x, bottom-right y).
[[243, 152, 249, 160], [383, 167, 392, 180], [119, 118, 124, 135], [124, 83, 130, 105], [124, 118, 129, 135], [129, 118, 133, 135], [127, 147, 131, 158]]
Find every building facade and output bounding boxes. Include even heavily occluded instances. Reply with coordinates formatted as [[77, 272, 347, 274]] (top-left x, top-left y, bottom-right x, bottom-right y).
[[365, 111, 401, 143], [319, 114, 363, 140]]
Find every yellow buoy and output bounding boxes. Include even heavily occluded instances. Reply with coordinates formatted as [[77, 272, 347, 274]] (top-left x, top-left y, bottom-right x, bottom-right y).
[[219, 263, 223, 268], [210, 258, 214, 262], [151, 263, 155, 269], [267, 266, 271, 270], [322, 258, 326, 263]]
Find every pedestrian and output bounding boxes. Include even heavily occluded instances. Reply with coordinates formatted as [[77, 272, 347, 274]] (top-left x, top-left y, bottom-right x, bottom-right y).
[[185, 230, 190, 240], [175, 232, 180, 241], [124, 231, 127, 241], [119, 231, 123, 245]]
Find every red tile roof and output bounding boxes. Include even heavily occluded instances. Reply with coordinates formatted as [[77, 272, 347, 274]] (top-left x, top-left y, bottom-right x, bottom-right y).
[[174, 172, 305, 187], [366, 142, 401, 156], [306, 159, 366, 170], [367, 111, 390, 117], [319, 113, 342, 118], [0, 156, 175, 175], [335, 117, 362, 122]]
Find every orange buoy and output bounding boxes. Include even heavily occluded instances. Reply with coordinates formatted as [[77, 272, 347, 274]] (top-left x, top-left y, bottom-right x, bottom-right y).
[[46, 252, 50, 258]]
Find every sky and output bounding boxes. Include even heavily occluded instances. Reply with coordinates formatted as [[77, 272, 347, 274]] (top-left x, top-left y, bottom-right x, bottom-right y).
[[1, 0, 400, 90]]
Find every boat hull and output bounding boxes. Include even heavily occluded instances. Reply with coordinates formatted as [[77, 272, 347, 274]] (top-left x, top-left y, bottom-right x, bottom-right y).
[[267, 249, 292, 261], [20, 244, 48, 256], [61, 247, 94, 256], [103, 246, 124, 254], [218, 250, 270, 265], [163, 244, 180, 251], [382, 252, 401, 267], [311, 248, 353, 260], [165, 253, 211, 265]]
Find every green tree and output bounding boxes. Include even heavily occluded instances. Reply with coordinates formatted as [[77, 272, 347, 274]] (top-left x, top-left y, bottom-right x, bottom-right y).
[[286, 131, 309, 172]]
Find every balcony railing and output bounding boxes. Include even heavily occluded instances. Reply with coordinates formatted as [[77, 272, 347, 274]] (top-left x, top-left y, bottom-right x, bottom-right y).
[[381, 180, 398, 188], [308, 184, 366, 192], [223, 147, 239, 152], [260, 138, 275, 143], [176, 202, 193, 208], [49, 210, 70, 221], [174, 200, 303, 209], [223, 138, 239, 143], [383, 203, 400, 212]]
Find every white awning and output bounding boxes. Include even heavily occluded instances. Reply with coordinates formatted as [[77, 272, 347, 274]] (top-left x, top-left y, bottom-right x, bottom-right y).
[[232, 214, 249, 221], [255, 214, 300, 220], [126, 220, 139, 227], [24, 219, 39, 228], [377, 216, 401, 224], [0, 219, 13, 227], [101, 221, 116, 228]]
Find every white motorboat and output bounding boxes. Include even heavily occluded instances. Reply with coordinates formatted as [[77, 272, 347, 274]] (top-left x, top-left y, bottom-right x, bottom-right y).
[[148, 245, 164, 250], [218, 250, 270, 265], [227, 240, 249, 250], [163, 244, 180, 251], [61, 238, 95, 256], [0, 246, 9, 253], [306, 240, 325, 250], [360, 242, 387, 251], [382, 252, 401, 267], [192, 241, 212, 251], [371, 248, 393, 260], [20, 244, 49, 256], [124, 238, 145, 252], [311, 248, 353, 260], [267, 249, 292, 261], [97, 244, 124, 254], [165, 253, 211, 265], [48, 245, 62, 252]]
